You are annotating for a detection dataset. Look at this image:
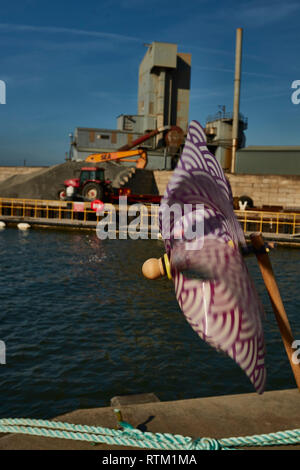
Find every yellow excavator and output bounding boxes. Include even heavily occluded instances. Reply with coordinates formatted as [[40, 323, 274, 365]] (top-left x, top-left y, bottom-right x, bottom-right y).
[[85, 148, 147, 168], [59, 125, 184, 201], [84, 124, 184, 169]]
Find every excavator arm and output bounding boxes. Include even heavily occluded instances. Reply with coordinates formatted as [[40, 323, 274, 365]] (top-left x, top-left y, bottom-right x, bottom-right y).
[[85, 149, 147, 169], [84, 125, 184, 169]]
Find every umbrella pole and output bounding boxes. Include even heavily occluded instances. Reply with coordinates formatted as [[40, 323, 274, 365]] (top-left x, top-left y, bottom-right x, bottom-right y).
[[250, 233, 300, 390]]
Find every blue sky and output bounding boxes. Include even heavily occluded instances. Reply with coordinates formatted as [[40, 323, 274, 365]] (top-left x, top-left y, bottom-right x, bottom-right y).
[[0, 0, 299, 166]]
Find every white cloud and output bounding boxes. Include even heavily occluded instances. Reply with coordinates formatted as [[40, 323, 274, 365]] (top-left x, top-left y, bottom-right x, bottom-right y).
[[0, 23, 141, 43], [241, 90, 289, 102], [233, 0, 300, 27], [195, 65, 277, 79], [190, 87, 228, 100]]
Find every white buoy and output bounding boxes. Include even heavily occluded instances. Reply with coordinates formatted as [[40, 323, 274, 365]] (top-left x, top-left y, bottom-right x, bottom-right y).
[[17, 223, 31, 230], [0, 221, 6, 229]]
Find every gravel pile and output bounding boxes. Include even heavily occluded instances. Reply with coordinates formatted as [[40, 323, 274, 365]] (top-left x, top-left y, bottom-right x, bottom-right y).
[[0, 161, 159, 200]]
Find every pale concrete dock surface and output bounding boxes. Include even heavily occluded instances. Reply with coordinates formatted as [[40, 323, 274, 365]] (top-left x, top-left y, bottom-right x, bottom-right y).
[[0, 388, 300, 450]]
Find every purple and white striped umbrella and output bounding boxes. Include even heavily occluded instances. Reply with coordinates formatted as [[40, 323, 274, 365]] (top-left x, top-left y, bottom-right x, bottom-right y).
[[159, 120, 266, 394]]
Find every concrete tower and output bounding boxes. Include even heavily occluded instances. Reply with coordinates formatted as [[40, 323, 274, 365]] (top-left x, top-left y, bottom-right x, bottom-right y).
[[137, 42, 191, 133]]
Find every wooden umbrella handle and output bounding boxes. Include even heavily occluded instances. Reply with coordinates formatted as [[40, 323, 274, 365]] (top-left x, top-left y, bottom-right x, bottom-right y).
[[250, 233, 300, 390]]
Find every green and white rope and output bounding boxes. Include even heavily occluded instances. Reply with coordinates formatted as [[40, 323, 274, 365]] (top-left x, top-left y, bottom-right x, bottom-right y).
[[220, 429, 300, 448], [0, 417, 300, 450], [0, 417, 189, 450]]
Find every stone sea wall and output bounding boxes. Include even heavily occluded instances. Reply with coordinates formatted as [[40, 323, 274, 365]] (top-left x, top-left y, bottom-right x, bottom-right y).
[[1, 166, 300, 209], [154, 171, 300, 209]]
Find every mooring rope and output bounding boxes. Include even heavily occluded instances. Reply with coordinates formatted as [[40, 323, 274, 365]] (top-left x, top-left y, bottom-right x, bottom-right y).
[[0, 416, 300, 450]]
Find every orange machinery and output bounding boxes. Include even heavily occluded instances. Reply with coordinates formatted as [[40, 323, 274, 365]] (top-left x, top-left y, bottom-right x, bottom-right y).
[[84, 125, 184, 169], [85, 149, 147, 168]]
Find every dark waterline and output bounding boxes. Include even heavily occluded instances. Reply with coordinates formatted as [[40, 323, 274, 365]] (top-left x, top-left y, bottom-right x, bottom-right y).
[[0, 228, 299, 419]]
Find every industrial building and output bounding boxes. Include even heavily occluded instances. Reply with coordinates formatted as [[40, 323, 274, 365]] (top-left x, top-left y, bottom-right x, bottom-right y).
[[137, 41, 191, 133], [235, 146, 300, 175], [69, 38, 300, 177], [70, 42, 191, 170], [205, 109, 248, 171], [204, 112, 300, 176]]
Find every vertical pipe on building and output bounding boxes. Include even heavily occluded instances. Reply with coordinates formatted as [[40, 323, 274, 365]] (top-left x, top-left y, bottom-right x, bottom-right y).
[[157, 70, 166, 129], [168, 74, 173, 126], [231, 28, 243, 173]]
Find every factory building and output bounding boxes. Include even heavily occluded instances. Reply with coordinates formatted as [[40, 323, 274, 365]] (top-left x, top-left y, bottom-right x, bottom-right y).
[[137, 42, 191, 133], [70, 42, 191, 170], [205, 109, 248, 172], [204, 113, 300, 176], [71, 127, 155, 159], [69, 39, 300, 177], [235, 146, 300, 175]]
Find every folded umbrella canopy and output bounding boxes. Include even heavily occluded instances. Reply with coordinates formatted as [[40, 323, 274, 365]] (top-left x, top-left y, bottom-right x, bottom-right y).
[[159, 120, 266, 394]]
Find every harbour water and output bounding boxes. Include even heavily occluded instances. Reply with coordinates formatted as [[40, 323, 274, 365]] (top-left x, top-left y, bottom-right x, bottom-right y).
[[0, 228, 299, 420]]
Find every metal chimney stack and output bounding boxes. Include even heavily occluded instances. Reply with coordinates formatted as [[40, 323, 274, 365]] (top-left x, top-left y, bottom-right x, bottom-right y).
[[231, 28, 243, 173]]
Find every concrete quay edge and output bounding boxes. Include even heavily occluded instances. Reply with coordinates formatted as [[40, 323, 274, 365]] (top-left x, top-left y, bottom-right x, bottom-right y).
[[0, 388, 300, 450]]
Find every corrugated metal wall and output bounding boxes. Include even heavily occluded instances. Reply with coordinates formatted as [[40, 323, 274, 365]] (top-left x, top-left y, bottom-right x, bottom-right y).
[[236, 149, 300, 175]]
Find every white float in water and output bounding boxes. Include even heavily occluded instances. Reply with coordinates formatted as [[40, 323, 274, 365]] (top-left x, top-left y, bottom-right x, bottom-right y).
[[17, 223, 31, 231], [0, 221, 6, 229]]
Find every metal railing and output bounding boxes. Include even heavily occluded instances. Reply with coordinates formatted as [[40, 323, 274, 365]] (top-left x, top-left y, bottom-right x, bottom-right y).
[[0, 197, 97, 223], [0, 198, 300, 237], [0, 197, 119, 227], [206, 112, 248, 127], [0, 197, 160, 233], [235, 209, 300, 236]]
